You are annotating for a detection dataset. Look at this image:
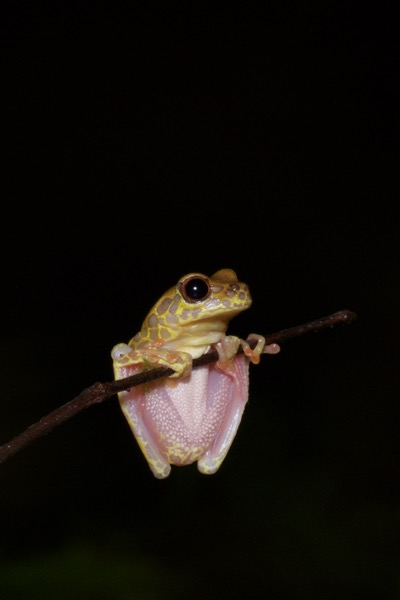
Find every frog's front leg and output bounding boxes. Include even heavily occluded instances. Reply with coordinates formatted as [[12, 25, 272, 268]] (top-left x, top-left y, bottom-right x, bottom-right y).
[[111, 340, 193, 379]]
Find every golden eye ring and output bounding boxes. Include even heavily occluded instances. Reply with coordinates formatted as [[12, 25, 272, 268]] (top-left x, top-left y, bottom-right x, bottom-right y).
[[180, 275, 210, 303]]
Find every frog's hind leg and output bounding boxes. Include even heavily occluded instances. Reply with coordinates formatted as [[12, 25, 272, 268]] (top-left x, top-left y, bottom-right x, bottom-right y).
[[119, 387, 171, 479], [197, 355, 249, 475]]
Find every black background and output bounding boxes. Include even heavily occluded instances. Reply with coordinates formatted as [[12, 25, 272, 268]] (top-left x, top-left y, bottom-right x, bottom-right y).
[[1, 3, 399, 599]]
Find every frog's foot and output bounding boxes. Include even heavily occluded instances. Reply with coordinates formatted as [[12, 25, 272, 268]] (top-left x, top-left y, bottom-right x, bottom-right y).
[[214, 334, 280, 371], [244, 333, 280, 363], [240, 333, 265, 365]]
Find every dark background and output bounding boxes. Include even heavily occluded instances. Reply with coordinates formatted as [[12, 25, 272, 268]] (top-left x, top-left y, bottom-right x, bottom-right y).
[[1, 3, 399, 599]]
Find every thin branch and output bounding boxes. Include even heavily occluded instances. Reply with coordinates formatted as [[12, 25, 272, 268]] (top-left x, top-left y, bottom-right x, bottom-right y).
[[0, 309, 356, 465]]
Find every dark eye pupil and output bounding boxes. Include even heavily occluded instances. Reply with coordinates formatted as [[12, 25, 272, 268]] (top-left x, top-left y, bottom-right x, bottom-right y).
[[183, 277, 209, 301]]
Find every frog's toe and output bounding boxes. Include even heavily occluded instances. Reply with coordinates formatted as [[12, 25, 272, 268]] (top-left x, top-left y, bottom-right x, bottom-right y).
[[263, 343, 280, 355]]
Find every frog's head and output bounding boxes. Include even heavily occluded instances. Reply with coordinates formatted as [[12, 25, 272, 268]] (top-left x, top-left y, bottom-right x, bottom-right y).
[[146, 269, 252, 332], [178, 268, 251, 318]]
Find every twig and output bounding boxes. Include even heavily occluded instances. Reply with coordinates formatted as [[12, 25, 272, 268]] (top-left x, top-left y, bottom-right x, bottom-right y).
[[0, 309, 356, 465]]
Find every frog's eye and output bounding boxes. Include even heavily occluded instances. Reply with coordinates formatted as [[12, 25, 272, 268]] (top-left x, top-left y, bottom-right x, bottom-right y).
[[180, 276, 210, 303]]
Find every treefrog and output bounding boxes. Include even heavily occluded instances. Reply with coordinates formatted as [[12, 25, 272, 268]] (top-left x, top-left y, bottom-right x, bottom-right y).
[[112, 269, 279, 478]]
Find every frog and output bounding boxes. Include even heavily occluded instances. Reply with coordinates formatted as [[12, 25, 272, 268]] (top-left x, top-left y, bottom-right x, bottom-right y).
[[111, 269, 280, 478]]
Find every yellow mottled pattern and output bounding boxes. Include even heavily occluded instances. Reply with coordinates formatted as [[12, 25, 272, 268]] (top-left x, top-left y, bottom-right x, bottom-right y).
[[112, 269, 267, 478]]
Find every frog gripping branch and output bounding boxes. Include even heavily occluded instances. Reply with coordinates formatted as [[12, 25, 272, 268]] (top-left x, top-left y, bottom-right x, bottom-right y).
[[0, 268, 356, 471], [112, 269, 280, 478]]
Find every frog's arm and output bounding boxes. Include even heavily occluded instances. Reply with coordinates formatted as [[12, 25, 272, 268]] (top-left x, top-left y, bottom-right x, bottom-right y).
[[112, 341, 193, 379]]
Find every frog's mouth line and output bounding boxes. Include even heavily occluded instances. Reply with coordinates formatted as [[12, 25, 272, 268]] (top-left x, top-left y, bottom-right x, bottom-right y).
[[201, 295, 251, 312]]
